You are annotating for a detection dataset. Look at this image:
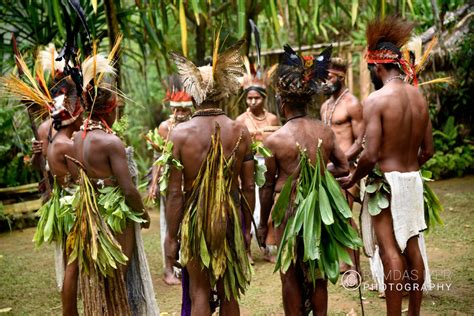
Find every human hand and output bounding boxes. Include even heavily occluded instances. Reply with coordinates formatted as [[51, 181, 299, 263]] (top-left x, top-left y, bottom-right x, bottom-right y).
[[338, 175, 354, 189], [32, 140, 43, 155], [141, 211, 151, 229]]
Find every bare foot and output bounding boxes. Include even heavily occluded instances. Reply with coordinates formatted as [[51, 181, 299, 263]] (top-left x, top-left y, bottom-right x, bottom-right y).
[[263, 254, 276, 263], [247, 252, 255, 265], [163, 272, 181, 286]]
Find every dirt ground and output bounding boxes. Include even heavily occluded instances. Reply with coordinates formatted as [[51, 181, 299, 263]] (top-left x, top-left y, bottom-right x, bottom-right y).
[[0, 175, 473, 315]]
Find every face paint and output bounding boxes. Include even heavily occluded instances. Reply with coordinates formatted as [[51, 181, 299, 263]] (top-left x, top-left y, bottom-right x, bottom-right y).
[[322, 79, 342, 96], [369, 65, 384, 90]]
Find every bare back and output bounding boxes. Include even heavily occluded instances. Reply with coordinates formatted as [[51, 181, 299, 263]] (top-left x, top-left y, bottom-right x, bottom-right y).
[[365, 82, 429, 172], [169, 115, 251, 192], [73, 130, 123, 179], [264, 118, 345, 192], [47, 133, 76, 186]]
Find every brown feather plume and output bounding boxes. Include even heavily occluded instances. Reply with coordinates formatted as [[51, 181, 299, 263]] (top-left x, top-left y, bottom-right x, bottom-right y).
[[366, 16, 415, 51]]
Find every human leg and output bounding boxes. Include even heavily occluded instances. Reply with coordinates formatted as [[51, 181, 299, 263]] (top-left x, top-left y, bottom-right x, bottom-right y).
[[404, 235, 424, 316], [280, 264, 304, 315], [114, 222, 136, 275], [61, 260, 79, 316], [216, 278, 240, 316], [186, 258, 212, 315], [161, 197, 180, 284], [372, 207, 404, 316], [310, 278, 328, 316]]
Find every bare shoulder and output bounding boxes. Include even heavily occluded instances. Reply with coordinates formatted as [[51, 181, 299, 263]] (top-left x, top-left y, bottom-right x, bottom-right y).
[[235, 112, 247, 122], [158, 119, 171, 137], [168, 119, 193, 145], [37, 119, 51, 140], [266, 111, 280, 125], [234, 119, 250, 135], [264, 125, 290, 153], [102, 133, 126, 154], [347, 92, 361, 107]]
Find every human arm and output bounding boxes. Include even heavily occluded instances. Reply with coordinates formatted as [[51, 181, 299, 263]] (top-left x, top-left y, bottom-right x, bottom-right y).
[[239, 131, 255, 246], [327, 132, 350, 178], [31, 121, 50, 170], [339, 99, 382, 189], [257, 138, 277, 246], [108, 138, 150, 228], [418, 118, 434, 166], [344, 98, 365, 161], [165, 131, 184, 267]]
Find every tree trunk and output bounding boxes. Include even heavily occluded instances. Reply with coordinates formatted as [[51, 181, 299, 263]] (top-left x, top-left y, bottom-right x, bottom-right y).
[[104, 0, 121, 87], [195, 17, 207, 65]]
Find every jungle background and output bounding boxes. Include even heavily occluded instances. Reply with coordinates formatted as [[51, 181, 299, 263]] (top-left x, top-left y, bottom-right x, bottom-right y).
[[0, 0, 473, 314]]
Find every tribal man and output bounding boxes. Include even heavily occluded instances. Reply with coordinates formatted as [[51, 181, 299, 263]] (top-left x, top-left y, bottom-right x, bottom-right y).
[[148, 74, 193, 285], [236, 71, 280, 263], [168, 39, 254, 315], [258, 45, 360, 315], [321, 57, 364, 287], [339, 16, 434, 315], [68, 52, 157, 315]]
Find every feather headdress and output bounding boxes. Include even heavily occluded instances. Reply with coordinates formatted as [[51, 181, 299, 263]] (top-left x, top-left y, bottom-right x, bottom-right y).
[[365, 16, 416, 84], [165, 74, 193, 107], [169, 39, 245, 105], [274, 45, 332, 100], [241, 56, 267, 96], [0, 54, 54, 117], [38, 43, 67, 80], [401, 36, 452, 86]]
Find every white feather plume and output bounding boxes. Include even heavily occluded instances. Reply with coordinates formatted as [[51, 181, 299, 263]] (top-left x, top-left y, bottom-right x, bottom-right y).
[[81, 53, 116, 91], [38, 43, 65, 75]]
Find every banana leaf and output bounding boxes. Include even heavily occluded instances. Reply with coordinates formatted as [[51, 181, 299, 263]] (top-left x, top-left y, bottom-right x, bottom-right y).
[[274, 144, 362, 285], [33, 180, 76, 247]]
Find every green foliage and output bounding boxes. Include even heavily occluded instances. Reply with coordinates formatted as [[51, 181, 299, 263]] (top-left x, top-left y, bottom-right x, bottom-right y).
[[33, 181, 75, 247], [97, 186, 146, 234], [251, 141, 272, 187], [0, 104, 39, 187], [424, 116, 474, 179]]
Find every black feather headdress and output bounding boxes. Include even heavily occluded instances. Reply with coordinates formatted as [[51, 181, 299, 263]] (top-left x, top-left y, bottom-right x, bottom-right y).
[[274, 45, 332, 100]]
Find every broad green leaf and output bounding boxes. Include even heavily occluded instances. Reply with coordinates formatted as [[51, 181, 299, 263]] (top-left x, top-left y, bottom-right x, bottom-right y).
[[324, 170, 352, 218], [319, 184, 334, 225], [272, 175, 293, 227], [377, 193, 389, 209], [365, 182, 379, 193], [200, 234, 210, 268], [368, 193, 382, 216]]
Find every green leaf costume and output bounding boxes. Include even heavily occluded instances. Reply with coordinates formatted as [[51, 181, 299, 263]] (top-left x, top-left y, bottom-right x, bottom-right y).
[[272, 144, 362, 285], [180, 125, 252, 300]]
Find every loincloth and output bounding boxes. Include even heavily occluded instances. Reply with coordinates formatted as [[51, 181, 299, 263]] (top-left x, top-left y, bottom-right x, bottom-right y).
[[361, 169, 432, 291]]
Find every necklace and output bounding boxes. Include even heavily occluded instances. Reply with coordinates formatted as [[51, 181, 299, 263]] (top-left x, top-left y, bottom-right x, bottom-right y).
[[324, 88, 349, 127], [384, 75, 405, 85], [285, 114, 307, 123], [81, 119, 115, 134], [247, 109, 267, 121], [192, 108, 226, 118]]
